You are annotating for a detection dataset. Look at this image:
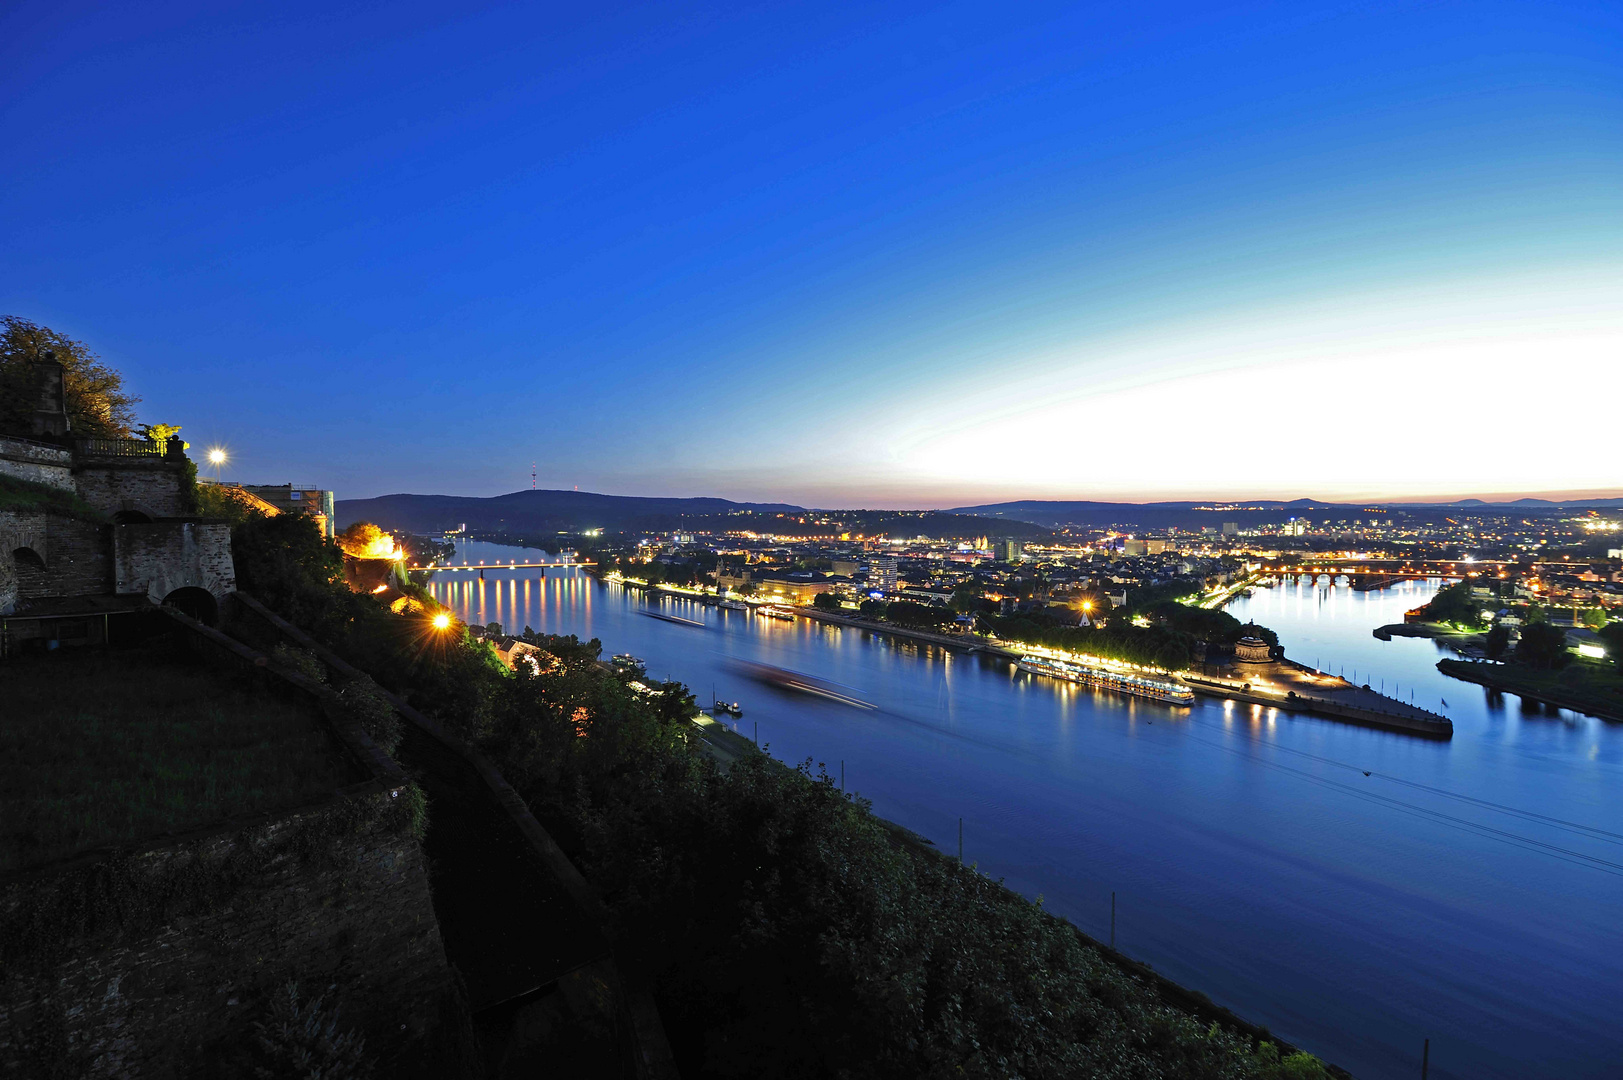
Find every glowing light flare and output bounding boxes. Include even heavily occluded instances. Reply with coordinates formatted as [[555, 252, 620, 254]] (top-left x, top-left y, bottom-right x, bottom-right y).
[[432, 613, 452, 630], [341, 531, 404, 560], [207, 448, 227, 465]]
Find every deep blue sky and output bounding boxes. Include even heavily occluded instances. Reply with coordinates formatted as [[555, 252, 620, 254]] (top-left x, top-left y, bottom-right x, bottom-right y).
[[3, 1, 1619, 505]]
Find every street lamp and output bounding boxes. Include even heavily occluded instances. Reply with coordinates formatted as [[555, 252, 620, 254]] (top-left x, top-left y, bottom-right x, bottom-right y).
[[207, 447, 227, 481], [432, 613, 451, 631]]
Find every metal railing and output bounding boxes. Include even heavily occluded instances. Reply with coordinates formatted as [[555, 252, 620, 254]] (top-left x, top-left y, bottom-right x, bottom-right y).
[[74, 436, 171, 458]]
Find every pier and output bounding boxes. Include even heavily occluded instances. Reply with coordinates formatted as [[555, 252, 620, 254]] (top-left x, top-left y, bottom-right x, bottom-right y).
[[794, 608, 1452, 737], [1184, 659, 1453, 737]]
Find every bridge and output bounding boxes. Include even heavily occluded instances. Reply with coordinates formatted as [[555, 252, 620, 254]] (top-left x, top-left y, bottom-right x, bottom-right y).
[[1259, 559, 1500, 591], [406, 561, 593, 572]]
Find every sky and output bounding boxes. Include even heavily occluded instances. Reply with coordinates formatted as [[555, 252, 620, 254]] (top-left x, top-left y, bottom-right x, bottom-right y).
[[2, 1, 1619, 507]]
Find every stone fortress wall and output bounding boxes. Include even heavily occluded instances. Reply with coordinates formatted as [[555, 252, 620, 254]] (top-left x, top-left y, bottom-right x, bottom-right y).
[[1, 433, 236, 619]]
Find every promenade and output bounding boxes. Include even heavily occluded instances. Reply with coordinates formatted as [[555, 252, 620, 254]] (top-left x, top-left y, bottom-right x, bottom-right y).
[[795, 607, 1452, 737], [1184, 660, 1453, 737]]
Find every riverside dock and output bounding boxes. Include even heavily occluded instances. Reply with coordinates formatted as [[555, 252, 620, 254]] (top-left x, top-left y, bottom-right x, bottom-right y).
[[1183, 659, 1453, 737], [793, 608, 1452, 737]]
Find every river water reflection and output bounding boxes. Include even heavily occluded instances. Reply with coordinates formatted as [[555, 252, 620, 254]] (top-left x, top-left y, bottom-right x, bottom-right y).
[[428, 542, 1623, 1080]]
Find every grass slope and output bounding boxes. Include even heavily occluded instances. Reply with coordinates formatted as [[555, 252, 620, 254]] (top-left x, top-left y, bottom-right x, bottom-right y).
[[0, 644, 358, 871]]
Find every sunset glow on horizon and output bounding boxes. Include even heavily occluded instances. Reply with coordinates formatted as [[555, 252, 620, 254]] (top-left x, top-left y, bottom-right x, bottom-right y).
[[3, 1, 1618, 505]]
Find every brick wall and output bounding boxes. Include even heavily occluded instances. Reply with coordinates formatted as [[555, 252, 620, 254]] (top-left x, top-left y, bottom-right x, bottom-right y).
[[114, 521, 236, 602], [0, 437, 74, 492], [0, 511, 47, 614], [0, 515, 113, 607], [0, 791, 456, 1077], [73, 461, 189, 519], [43, 516, 114, 598]]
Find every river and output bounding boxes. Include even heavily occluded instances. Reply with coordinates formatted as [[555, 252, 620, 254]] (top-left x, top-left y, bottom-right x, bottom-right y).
[[426, 541, 1623, 1080]]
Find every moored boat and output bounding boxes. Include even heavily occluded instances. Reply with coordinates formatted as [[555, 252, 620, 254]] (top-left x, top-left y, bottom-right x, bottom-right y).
[[1017, 654, 1194, 706]]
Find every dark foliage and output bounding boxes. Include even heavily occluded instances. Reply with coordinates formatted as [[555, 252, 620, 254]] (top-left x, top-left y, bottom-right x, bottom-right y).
[[990, 610, 1196, 671], [0, 316, 140, 437], [230, 516, 1330, 1079], [1515, 622, 1571, 669], [1418, 581, 1483, 629], [1485, 623, 1511, 660], [252, 981, 373, 1080]]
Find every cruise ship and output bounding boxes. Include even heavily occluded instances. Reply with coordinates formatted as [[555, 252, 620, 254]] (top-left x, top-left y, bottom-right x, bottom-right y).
[[1016, 655, 1195, 706]]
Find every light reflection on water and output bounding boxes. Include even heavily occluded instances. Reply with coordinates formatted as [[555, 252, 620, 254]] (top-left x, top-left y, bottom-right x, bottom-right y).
[[428, 542, 1623, 1080]]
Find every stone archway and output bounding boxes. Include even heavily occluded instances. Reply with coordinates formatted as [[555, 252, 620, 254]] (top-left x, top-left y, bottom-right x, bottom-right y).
[[162, 586, 219, 626], [12, 546, 47, 595]]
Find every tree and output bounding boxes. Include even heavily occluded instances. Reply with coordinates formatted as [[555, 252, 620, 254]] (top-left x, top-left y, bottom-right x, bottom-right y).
[[1485, 623, 1511, 661], [1581, 607, 1608, 631], [1598, 621, 1623, 667], [1514, 622, 1570, 670], [1419, 582, 1481, 629], [338, 521, 389, 556], [0, 316, 140, 437], [858, 599, 889, 621], [812, 592, 841, 612]]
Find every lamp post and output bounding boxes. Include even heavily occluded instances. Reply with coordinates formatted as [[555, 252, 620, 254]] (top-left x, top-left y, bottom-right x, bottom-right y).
[[207, 447, 227, 482]]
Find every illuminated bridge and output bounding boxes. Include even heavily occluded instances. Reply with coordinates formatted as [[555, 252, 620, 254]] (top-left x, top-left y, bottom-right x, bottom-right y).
[[406, 560, 593, 572], [1259, 559, 1502, 590]]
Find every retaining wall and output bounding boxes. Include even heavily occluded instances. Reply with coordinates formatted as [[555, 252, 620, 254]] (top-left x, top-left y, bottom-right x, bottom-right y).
[[114, 521, 236, 602], [0, 614, 458, 1078], [0, 437, 73, 492], [72, 460, 190, 520]]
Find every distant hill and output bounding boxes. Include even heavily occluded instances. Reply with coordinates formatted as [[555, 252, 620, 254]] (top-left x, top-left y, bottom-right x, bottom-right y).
[[950, 497, 1623, 530], [336, 489, 1050, 541], [336, 489, 802, 535]]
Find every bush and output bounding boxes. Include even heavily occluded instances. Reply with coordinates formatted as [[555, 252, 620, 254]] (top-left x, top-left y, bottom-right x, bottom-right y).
[[339, 675, 403, 756], [252, 981, 372, 1080], [1515, 622, 1571, 669], [270, 644, 326, 685], [1419, 582, 1482, 629]]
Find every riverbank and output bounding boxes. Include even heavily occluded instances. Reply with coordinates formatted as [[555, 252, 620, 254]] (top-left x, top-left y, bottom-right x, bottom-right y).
[[687, 714, 1348, 1079], [799, 606, 1450, 736], [1437, 658, 1623, 723], [794, 604, 1019, 656], [1373, 621, 1482, 646], [1183, 672, 1453, 737]]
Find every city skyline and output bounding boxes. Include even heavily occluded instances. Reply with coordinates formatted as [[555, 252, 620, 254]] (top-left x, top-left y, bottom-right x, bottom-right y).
[[3, 1, 1619, 505]]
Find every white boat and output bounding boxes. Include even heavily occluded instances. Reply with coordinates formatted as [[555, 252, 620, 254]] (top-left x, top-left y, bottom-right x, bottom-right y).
[[758, 605, 795, 622], [1016, 654, 1194, 706]]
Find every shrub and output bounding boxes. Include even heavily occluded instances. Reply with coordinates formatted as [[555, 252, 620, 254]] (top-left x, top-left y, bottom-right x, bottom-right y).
[[338, 675, 403, 756], [252, 981, 373, 1080], [270, 643, 327, 685]]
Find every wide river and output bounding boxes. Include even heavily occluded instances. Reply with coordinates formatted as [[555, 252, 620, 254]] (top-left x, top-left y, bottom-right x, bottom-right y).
[[427, 541, 1623, 1080]]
